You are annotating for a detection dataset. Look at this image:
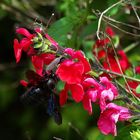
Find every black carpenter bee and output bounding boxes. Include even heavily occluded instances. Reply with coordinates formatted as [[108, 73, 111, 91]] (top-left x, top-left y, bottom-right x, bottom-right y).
[[21, 70, 62, 125]]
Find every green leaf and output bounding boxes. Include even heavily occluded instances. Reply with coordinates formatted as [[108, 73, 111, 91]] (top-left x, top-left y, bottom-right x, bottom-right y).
[[108, 6, 119, 16], [80, 21, 98, 39], [48, 10, 88, 46], [0, 7, 7, 19], [67, 123, 84, 140], [115, 123, 139, 140], [48, 17, 75, 46], [136, 85, 140, 94], [112, 35, 119, 48]]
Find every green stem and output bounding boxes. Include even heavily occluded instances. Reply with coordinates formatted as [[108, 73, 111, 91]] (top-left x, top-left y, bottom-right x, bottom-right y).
[[100, 68, 140, 82], [96, 0, 123, 39], [124, 42, 139, 53]]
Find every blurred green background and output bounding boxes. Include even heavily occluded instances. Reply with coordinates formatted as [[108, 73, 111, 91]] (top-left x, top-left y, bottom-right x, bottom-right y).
[[0, 0, 140, 140]]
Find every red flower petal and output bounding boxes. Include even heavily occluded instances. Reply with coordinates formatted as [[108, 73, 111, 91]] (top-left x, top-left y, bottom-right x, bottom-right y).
[[127, 81, 140, 97], [56, 60, 84, 84], [45, 34, 58, 48], [82, 93, 92, 115], [16, 28, 33, 39], [31, 55, 44, 76], [64, 48, 75, 57], [103, 50, 130, 74], [135, 66, 140, 74], [100, 77, 118, 97], [20, 80, 28, 87], [59, 84, 69, 106], [74, 50, 91, 73], [83, 78, 99, 89], [97, 103, 131, 136], [13, 39, 22, 63], [70, 84, 84, 102], [106, 27, 115, 37], [96, 38, 110, 46], [34, 27, 42, 33], [118, 50, 130, 70], [98, 109, 118, 136], [20, 38, 33, 51], [40, 53, 55, 65]]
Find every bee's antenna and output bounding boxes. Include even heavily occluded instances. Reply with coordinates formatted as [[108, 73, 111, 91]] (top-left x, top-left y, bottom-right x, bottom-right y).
[[45, 13, 55, 31]]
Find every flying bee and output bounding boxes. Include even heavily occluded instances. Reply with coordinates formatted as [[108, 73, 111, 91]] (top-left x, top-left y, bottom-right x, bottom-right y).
[[21, 70, 62, 125]]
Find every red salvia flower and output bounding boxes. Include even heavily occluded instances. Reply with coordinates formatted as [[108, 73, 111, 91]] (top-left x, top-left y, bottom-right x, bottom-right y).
[[56, 59, 84, 84], [59, 83, 84, 105], [13, 39, 23, 63], [127, 81, 140, 98], [105, 26, 115, 37], [82, 78, 99, 114], [99, 77, 118, 112], [93, 26, 130, 75], [98, 103, 131, 136], [56, 48, 91, 105], [135, 66, 140, 74], [103, 50, 130, 74], [13, 28, 34, 62], [31, 53, 55, 76], [81, 77, 118, 114], [14, 27, 59, 75]]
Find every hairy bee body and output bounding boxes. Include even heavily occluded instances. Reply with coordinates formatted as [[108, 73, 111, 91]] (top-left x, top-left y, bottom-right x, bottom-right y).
[[21, 70, 62, 125]]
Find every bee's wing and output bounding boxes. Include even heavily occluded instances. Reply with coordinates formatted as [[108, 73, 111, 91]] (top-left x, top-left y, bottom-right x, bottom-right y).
[[47, 94, 62, 125], [53, 111, 62, 125], [21, 86, 48, 105]]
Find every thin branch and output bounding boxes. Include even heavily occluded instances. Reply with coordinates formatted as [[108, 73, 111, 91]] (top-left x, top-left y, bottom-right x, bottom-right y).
[[131, 1, 140, 28], [96, 0, 123, 39], [123, 42, 139, 53], [104, 21, 140, 37], [109, 34, 134, 94], [0, 2, 46, 25], [93, 7, 140, 38], [101, 68, 140, 83], [103, 13, 140, 31]]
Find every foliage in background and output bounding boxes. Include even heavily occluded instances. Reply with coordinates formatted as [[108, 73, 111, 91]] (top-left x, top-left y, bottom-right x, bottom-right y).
[[1, 0, 140, 140]]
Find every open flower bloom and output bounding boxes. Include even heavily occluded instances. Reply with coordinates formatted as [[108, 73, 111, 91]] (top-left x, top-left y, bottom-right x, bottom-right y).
[[56, 59, 84, 84], [93, 26, 115, 49], [56, 48, 91, 84], [93, 27, 130, 75], [31, 53, 55, 76], [103, 50, 130, 74], [81, 76, 118, 114], [93, 45, 130, 74], [14, 27, 58, 75], [59, 83, 84, 105], [56, 48, 91, 105], [97, 103, 131, 136], [99, 77, 118, 112], [14, 28, 34, 63], [82, 78, 99, 114]]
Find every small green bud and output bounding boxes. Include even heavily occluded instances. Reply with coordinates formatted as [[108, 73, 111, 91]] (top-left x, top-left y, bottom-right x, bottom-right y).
[[88, 70, 99, 78], [34, 42, 43, 48], [41, 44, 49, 52], [32, 37, 39, 43], [130, 129, 140, 140], [45, 39, 51, 46]]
